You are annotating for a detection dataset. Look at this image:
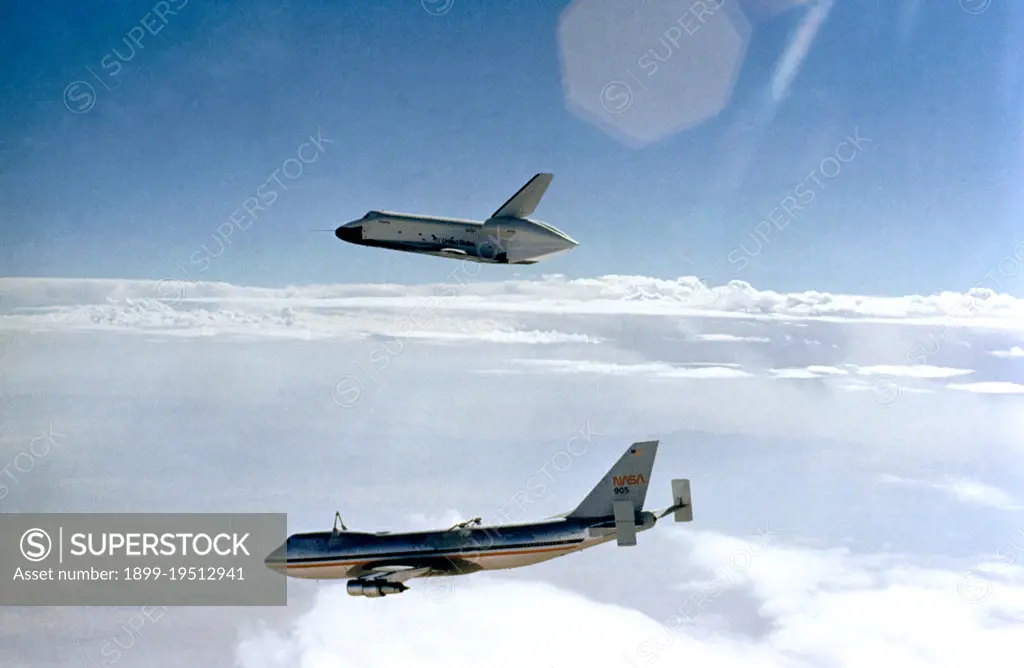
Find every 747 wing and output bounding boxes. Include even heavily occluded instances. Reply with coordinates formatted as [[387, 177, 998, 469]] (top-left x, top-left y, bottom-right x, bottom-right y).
[[361, 565, 434, 583]]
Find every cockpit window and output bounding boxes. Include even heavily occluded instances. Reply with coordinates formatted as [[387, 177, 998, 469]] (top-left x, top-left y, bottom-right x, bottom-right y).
[[287, 535, 322, 551]]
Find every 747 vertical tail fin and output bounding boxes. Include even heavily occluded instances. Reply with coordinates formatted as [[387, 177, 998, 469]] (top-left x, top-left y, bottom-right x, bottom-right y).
[[566, 441, 659, 520]]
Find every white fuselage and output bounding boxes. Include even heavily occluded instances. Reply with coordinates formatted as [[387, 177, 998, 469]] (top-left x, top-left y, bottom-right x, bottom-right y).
[[335, 211, 578, 265], [281, 533, 615, 581], [267, 514, 658, 582]]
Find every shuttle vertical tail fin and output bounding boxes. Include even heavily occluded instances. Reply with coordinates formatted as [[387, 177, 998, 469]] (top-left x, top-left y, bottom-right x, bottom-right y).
[[490, 173, 553, 219]]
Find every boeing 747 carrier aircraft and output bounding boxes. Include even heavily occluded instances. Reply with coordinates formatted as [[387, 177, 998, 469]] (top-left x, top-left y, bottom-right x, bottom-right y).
[[334, 173, 578, 265], [264, 440, 693, 597]]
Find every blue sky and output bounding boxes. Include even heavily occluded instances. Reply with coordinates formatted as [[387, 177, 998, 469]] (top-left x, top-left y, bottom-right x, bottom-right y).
[[1, 0, 1021, 296]]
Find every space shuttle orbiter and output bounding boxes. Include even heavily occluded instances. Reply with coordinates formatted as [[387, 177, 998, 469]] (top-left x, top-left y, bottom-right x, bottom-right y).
[[334, 173, 578, 265]]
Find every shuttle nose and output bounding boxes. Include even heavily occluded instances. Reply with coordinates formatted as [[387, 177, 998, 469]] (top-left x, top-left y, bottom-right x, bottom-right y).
[[335, 224, 363, 243]]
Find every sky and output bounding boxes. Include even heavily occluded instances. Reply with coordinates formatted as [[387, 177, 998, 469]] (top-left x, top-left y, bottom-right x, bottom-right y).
[[2, 1, 1024, 667], [1, 0, 1022, 296]]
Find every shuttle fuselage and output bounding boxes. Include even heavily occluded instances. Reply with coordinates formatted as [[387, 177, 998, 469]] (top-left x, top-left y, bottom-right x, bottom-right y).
[[334, 173, 578, 264]]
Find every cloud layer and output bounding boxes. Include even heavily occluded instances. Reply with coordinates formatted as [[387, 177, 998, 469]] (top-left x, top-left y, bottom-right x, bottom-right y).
[[3, 275, 1022, 400], [233, 528, 1024, 668], [3, 274, 1024, 332], [3, 273, 1023, 667]]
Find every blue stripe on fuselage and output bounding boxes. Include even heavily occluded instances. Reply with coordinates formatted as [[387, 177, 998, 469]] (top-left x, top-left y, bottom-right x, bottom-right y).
[[286, 536, 586, 565], [284, 521, 595, 565]]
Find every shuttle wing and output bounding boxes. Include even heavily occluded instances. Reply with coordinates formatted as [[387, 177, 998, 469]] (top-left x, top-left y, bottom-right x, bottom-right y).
[[491, 173, 553, 219]]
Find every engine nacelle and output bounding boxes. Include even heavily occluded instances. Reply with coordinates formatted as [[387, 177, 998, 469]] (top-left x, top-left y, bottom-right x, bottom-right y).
[[346, 580, 408, 597]]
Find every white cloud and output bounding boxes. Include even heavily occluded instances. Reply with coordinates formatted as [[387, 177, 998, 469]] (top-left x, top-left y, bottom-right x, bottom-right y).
[[402, 329, 601, 345], [0, 297, 598, 346], [839, 383, 935, 395], [878, 474, 1021, 510], [693, 333, 772, 343], [3, 276, 1024, 335], [947, 382, 1024, 395], [233, 528, 1024, 668], [806, 365, 847, 375], [850, 365, 975, 379], [941, 477, 1021, 510], [992, 346, 1024, 359], [505, 359, 753, 379], [770, 365, 848, 379], [770, 368, 820, 379]]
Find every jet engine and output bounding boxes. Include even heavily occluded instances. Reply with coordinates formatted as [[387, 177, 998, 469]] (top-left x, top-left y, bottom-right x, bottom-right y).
[[345, 580, 408, 597]]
